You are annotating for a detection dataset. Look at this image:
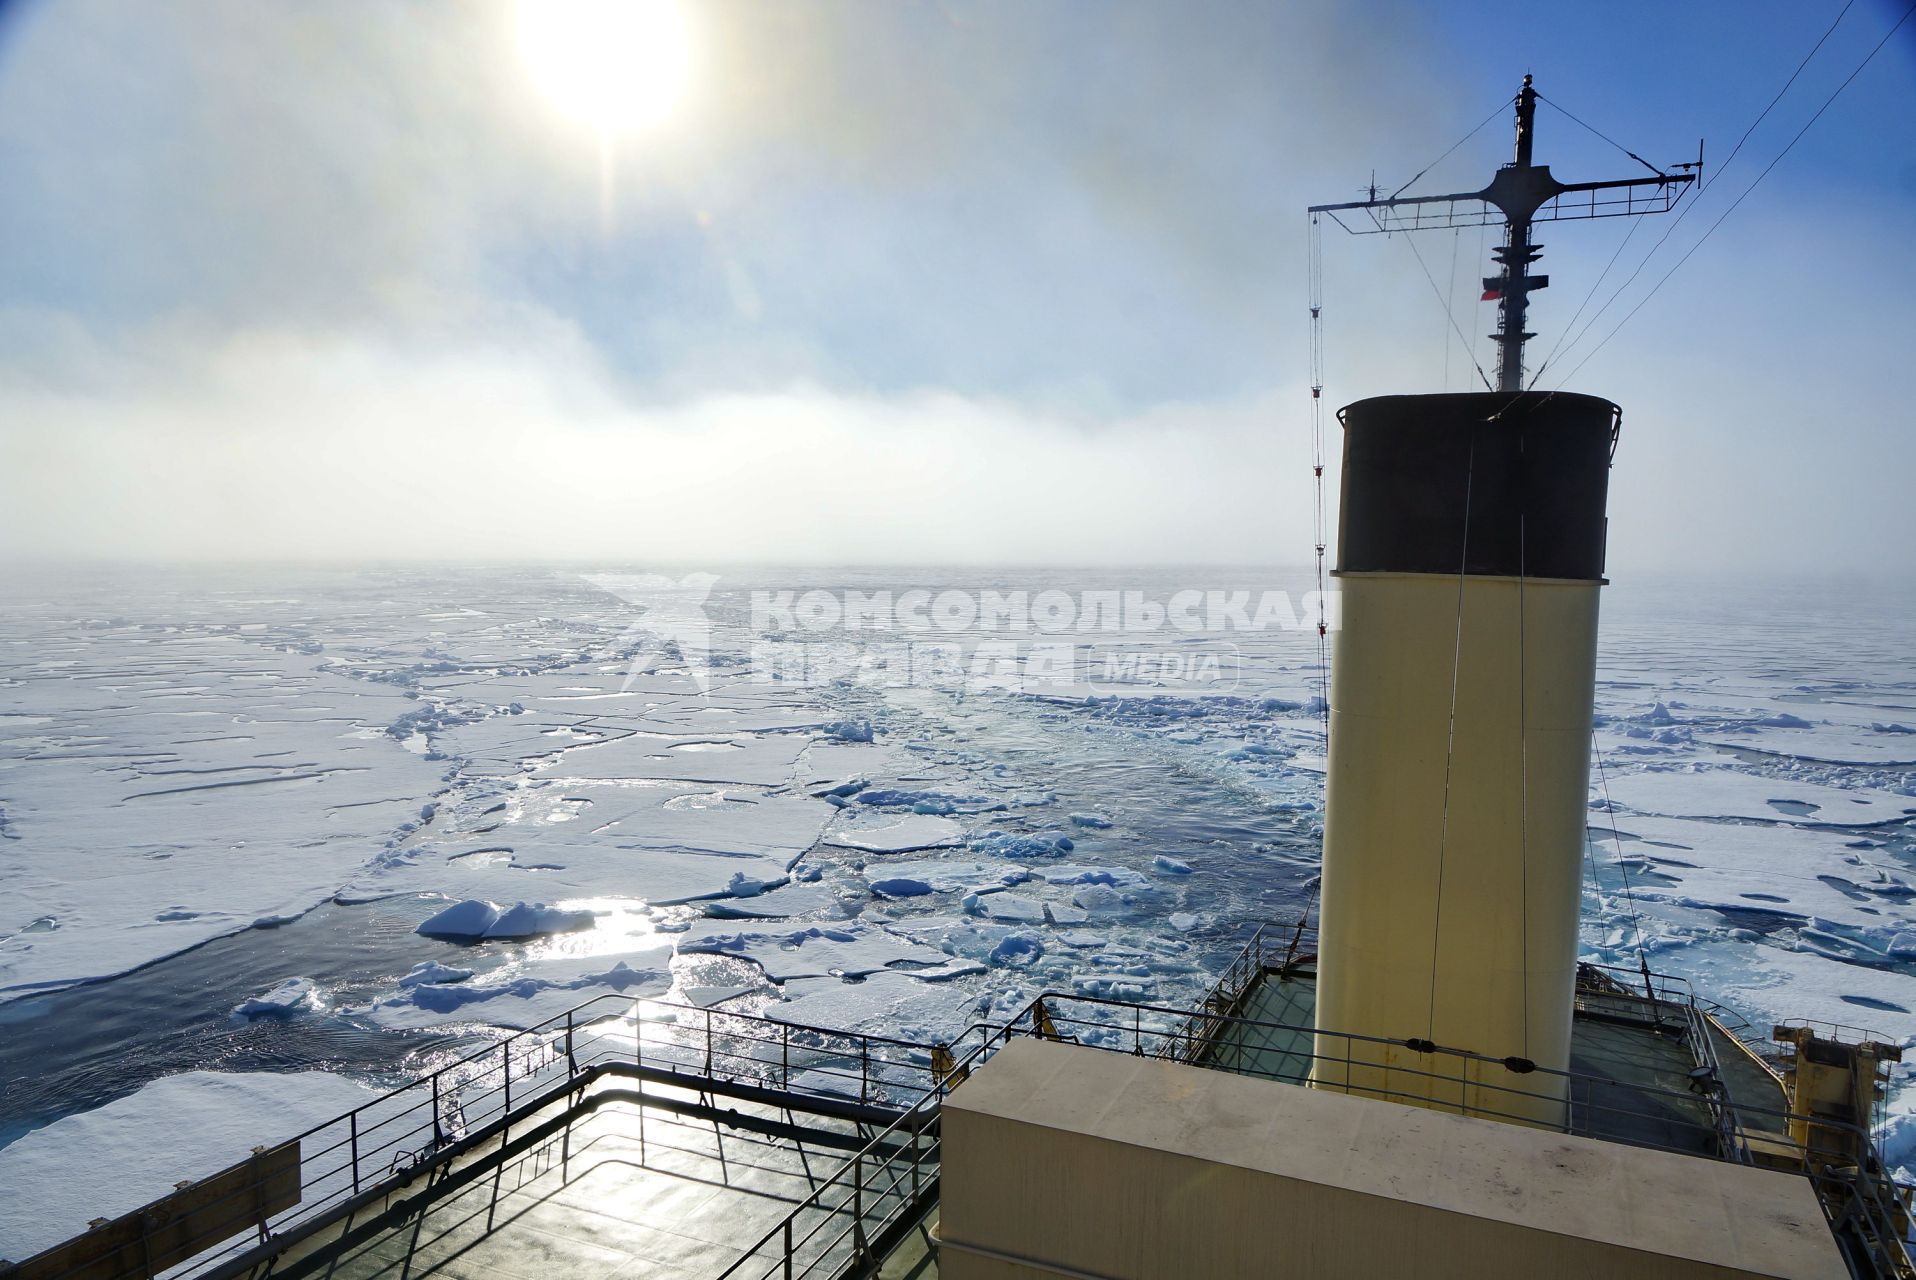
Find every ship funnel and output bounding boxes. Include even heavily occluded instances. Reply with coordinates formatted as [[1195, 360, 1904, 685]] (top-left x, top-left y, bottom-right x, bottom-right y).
[[1311, 390, 1617, 1127]]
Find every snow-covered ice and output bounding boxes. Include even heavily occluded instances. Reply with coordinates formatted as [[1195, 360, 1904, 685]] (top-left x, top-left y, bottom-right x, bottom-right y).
[[1600, 767, 1916, 826], [231, 976, 319, 1019], [416, 899, 597, 940], [0, 1070, 379, 1259], [826, 813, 966, 853], [356, 951, 672, 1030]]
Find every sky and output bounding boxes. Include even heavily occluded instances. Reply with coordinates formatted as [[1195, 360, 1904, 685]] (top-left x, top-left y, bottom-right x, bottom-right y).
[[0, 0, 1911, 572]]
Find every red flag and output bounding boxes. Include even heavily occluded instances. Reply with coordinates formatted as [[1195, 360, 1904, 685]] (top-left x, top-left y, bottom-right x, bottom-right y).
[[1481, 287, 1502, 301]]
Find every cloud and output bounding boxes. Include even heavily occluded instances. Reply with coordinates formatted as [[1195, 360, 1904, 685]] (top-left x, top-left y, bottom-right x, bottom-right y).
[[0, 322, 1312, 564]]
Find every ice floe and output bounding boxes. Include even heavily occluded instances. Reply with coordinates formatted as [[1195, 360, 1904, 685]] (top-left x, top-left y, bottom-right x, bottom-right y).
[[416, 899, 597, 940], [864, 860, 1028, 899], [675, 921, 952, 982], [826, 814, 966, 853], [0, 1070, 379, 1259], [1599, 767, 1916, 826], [231, 976, 319, 1019], [355, 950, 672, 1031]]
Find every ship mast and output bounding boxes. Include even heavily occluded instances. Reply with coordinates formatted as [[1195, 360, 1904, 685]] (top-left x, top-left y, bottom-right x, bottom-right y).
[[1310, 75, 1700, 392]]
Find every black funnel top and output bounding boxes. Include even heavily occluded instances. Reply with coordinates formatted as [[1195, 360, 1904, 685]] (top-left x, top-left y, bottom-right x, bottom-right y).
[[1336, 391, 1618, 582]]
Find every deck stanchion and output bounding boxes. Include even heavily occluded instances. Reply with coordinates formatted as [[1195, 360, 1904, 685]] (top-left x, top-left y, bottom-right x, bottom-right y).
[[431, 1072, 444, 1146], [853, 1153, 866, 1258], [782, 1022, 790, 1090], [783, 1218, 794, 1279], [566, 1010, 577, 1078], [350, 1111, 361, 1195]]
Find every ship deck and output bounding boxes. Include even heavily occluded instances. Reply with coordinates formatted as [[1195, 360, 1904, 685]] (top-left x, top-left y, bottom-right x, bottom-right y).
[[1196, 961, 1792, 1157], [15, 965, 1835, 1280], [265, 1075, 938, 1280]]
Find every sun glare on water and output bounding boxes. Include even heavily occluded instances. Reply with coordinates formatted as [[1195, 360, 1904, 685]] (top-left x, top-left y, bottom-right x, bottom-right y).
[[515, 0, 696, 137]]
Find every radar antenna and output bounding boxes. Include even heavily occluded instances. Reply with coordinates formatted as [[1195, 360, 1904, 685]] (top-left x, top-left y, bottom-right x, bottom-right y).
[[1309, 76, 1701, 392]]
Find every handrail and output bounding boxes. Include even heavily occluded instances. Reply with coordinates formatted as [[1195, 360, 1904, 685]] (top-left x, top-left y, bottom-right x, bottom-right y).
[[1161, 923, 1284, 1064], [13, 993, 955, 1280], [716, 1008, 1026, 1279], [280, 991, 938, 1149]]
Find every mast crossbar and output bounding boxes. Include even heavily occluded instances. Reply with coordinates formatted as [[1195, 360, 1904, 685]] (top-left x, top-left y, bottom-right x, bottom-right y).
[[1307, 76, 1700, 392], [1312, 175, 1692, 235]]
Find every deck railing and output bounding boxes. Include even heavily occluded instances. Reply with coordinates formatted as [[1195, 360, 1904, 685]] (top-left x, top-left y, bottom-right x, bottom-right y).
[[715, 1005, 1050, 1280], [714, 1068, 954, 1280], [15, 975, 1912, 1280], [8, 994, 951, 1280], [988, 991, 1916, 1280]]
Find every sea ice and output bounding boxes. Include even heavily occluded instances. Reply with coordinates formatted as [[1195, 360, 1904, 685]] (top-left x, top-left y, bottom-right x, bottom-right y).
[[0, 642, 445, 1002], [415, 899, 596, 940], [826, 814, 966, 853], [231, 977, 318, 1019], [863, 861, 1027, 898], [969, 831, 1074, 858], [357, 951, 672, 1031], [765, 971, 975, 1047], [0, 1070, 378, 1259], [989, 933, 1044, 968], [531, 730, 811, 787], [971, 894, 1048, 924], [701, 882, 843, 920], [1590, 816, 1908, 938], [1599, 768, 1916, 826], [398, 960, 473, 987], [9, 569, 1916, 1242], [675, 921, 952, 982], [350, 787, 836, 910], [857, 789, 993, 815]]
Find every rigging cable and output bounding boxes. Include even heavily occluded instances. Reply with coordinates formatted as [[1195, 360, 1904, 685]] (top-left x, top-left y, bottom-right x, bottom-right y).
[[1525, 214, 1643, 390], [1712, 0, 1860, 187], [1388, 99, 1510, 200], [1308, 212, 1330, 750], [1555, 0, 1913, 389], [1473, 213, 1490, 384], [1377, 94, 1514, 393], [1444, 225, 1462, 391], [1304, 212, 1330, 943], [1535, 91, 1667, 177], [1425, 437, 1477, 1043], [1544, 0, 1865, 377], [1590, 734, 1655, 991], [1516, 469, 1531, 1058], [1392, 224, 1495, 392]]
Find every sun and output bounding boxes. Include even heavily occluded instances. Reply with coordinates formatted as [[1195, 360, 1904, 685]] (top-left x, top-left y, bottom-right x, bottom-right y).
[[515, 0, 696, 137]]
